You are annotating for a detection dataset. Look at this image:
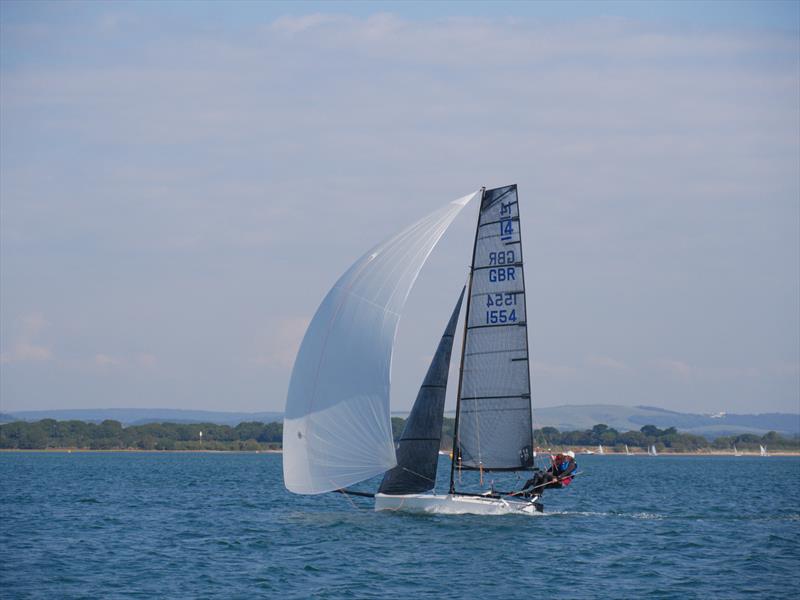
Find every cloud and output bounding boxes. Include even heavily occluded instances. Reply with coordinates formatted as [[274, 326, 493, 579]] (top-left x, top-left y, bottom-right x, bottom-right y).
[[137, 353, 157, 368], [653, 358, 693, 378], [90, 352, 156, 369], [94, 353, 122, 367], [652, 359, 762, 380], [769, 362, 800, 377], [250, 317, 311, 369], [0, 313, 52, 364], [0, 8, 796, 412], [1, 340, 52, 363], [587, 355, 630, 371], [270, 13, 338, 35], [533, 361, 577, 378]]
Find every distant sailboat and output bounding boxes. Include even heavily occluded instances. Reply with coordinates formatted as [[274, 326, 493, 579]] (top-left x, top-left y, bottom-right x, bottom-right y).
[[733, 444, 742, 457], [760, 445, 769, 457], [597, 444, 605, 455], [625, 444, 630, 456], [284, 186, 545, 515], [649, 445, 658, 456]]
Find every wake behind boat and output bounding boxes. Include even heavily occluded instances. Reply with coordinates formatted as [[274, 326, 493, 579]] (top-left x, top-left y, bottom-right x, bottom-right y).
[[283, 185, 572, 515]]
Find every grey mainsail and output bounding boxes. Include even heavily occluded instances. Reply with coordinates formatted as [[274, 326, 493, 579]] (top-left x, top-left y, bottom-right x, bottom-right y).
[[452, 185, 534, 475], [378, 288, 465, 495]]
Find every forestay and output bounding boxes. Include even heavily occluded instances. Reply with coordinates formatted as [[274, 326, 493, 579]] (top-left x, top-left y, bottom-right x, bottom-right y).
[[455, 185, 534, 471], [283, 191, 478, 495]]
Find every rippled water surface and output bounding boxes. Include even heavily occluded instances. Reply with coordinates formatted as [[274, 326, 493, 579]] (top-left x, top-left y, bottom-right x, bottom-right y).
[[1, 452, 798, 599]]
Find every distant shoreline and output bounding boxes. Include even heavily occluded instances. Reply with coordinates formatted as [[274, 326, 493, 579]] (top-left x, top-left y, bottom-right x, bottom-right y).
[[0, 448, 283, 454], [1, 448, 798, 457]]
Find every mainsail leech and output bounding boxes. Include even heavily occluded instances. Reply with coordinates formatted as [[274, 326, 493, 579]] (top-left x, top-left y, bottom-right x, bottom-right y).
[[283, 191, 478, 495]]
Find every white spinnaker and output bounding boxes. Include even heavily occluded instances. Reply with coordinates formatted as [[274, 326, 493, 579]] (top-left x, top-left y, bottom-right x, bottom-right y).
[[283, 191, 478, 494]]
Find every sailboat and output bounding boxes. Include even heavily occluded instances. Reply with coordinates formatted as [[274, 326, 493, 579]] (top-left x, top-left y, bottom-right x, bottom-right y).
[[283, 186, 544, 515], [597, 444, 605, 455], [625, 444, 630, 456], [733, 444, 742, 457], [760, 445, 769, 457], [649, 445, 658, 456]]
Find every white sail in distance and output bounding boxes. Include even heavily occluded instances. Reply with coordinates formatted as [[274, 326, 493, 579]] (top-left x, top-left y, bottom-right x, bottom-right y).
[[283, 191, 479, 495]]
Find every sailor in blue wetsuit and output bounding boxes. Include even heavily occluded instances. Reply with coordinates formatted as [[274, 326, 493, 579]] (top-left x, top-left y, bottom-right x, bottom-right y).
[[521, 451, 577, 496]]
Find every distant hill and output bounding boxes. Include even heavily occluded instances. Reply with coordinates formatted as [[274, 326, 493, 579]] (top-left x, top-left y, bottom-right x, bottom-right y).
[[3, 405, 798, 438], [530, 405, 800, 438]]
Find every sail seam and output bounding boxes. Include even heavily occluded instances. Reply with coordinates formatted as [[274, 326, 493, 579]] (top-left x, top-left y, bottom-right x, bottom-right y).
[[465, 348, 527, 357], [478, 216, 520, 229], [461, 407, 531, 414], [461, 394, 530, 400], [466, 322, 527, 330], [471, 263, 524, 272]]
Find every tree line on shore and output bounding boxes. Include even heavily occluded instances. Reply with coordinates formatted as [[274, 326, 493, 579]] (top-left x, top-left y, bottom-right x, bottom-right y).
[[0, 417, 796, 451], [530, 423, 797, 452]]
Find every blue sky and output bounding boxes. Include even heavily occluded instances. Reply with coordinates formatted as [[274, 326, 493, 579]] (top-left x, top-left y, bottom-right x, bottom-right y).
[[1, 1, 798, 415], [2, 1, 798, 31]]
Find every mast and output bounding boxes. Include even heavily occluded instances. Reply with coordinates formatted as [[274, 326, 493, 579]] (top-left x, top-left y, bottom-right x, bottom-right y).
[[449, 187, 485, 495]]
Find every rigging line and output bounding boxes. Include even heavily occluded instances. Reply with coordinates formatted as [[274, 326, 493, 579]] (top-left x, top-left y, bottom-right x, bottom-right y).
[[504, 471, 583, 497], [400, 466, 436, 484], [381, 497, 408, 512], [341, 491, 360, 510], [334, 488, 370, 511]]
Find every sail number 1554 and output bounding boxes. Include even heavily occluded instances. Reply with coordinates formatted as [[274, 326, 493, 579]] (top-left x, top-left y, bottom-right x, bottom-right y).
[[485, 309, 517, 324], [485, 293, 518, 324]]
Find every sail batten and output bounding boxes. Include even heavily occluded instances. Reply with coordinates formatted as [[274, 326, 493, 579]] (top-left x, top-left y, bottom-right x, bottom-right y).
[[452, 185, 534, 474], [283, 191, 478, 495]]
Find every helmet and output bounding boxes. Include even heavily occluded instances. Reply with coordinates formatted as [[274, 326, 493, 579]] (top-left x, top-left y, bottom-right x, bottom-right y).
[[564, 450, 575, 459]]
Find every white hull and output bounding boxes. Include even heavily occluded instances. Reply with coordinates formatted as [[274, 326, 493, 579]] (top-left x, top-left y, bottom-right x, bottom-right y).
[[374, 493, 543, 516]]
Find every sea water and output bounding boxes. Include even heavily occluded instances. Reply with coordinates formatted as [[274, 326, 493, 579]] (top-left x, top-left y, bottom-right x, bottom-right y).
[[1, 452, 798, 599]]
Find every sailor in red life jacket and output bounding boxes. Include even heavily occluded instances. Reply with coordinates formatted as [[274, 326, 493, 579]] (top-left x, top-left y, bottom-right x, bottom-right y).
[[520, 451, 577, 497]]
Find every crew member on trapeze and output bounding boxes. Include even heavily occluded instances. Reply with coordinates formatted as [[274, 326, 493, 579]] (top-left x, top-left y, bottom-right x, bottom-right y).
[[520, 451, 577, 497]]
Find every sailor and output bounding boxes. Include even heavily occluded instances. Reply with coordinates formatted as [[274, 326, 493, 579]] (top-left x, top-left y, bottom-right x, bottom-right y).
[[520, 451, 577, 496]]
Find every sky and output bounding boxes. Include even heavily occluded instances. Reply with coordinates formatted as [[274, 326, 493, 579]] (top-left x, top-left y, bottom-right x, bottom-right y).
[[1, 1, 798, 416]]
